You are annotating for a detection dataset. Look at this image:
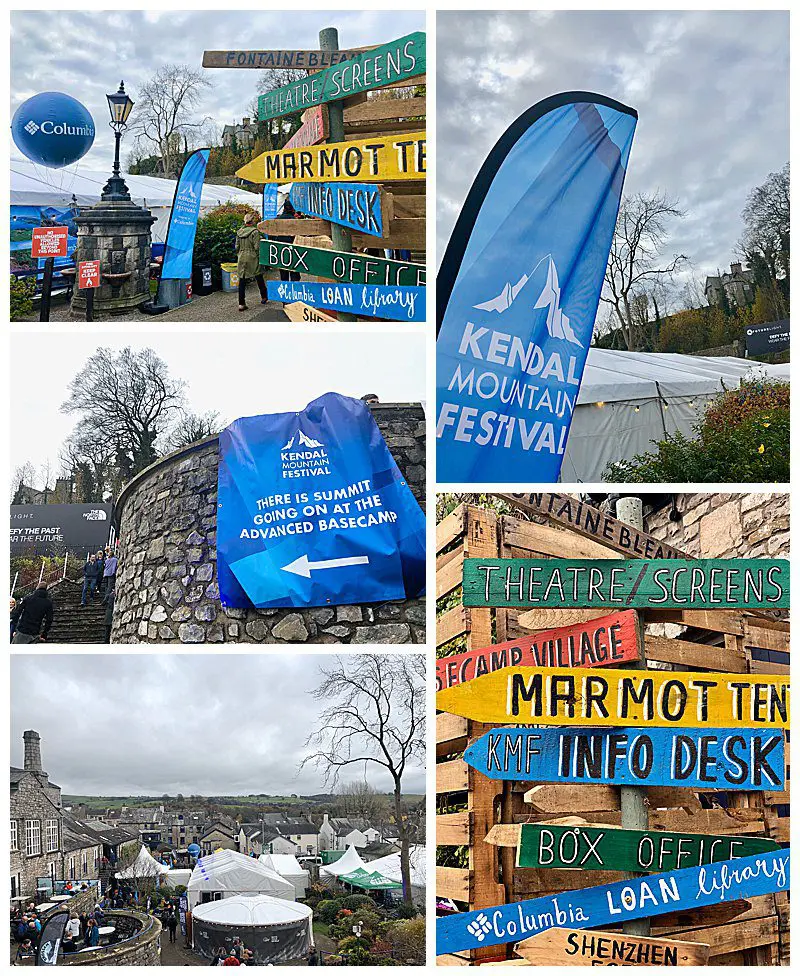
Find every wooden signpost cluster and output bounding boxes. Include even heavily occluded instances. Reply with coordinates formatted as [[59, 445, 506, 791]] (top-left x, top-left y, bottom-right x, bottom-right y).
[[436, 498, 790, 966], [209, 26, 426, 323]]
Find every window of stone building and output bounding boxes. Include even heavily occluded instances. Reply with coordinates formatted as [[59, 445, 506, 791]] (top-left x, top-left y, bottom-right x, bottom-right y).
[[69, 856, 75, 879], [45, 819, 59, 853], [25, 820, 40, 857], [11, 820, 18, 851], [82, 853, 88, 875]]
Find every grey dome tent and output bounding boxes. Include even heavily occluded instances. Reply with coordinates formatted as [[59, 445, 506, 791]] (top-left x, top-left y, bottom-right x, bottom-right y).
[[191, 894, 313, 964]]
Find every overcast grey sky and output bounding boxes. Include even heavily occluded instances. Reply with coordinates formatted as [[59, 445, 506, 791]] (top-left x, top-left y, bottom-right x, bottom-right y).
[[10, 331, 425, 476], [437, 10, 789, 290], [11, 9, 425, 165], [11, 654, 425, 796]]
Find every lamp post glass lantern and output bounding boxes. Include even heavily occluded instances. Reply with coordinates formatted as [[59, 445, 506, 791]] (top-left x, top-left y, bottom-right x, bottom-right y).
[[102, 81, 134, 201]]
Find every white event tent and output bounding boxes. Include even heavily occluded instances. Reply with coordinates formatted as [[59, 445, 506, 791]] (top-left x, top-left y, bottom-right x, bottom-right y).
[[319, 845, 367, 880], [117, 845, 170, 881], [259, 853, 310, 899], [187, 850, 294, 910], [365, 845, 426, 905], [561, 351, 789, 481]]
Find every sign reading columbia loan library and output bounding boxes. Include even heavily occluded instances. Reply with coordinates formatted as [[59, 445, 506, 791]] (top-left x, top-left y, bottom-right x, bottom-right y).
[[216, 393, 425, 610]]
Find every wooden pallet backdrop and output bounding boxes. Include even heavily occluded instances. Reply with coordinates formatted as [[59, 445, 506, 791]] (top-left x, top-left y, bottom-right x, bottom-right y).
[[436, 502, 789, 966]]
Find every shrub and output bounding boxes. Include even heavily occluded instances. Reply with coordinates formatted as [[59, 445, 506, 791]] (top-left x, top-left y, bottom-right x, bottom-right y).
[[384, 917, 425, 964], [193, 202, 261, 286], [341, 894, 377, 911], [315, 898, 346, 925], [11, 274, 35, 320], [703, 378, 790, 433]]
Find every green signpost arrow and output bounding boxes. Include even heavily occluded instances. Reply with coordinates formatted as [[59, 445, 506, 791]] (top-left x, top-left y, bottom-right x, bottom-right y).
[[259, 240, 425, 286]]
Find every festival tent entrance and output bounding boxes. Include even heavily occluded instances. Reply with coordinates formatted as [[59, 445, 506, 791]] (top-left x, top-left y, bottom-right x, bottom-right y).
[[258, 853, 309, 900], [561, 351, 789, 482], [116, 845, 170, 882], [187, 850, 294, 910], [191, 894, 313, 964]]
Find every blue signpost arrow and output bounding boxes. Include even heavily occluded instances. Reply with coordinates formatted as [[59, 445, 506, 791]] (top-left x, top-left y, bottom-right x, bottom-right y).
[[267, 280, 425, 321]]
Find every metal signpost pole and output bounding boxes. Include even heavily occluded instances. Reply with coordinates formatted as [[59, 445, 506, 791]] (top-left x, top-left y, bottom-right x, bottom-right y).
[[39, 257, 54, 322]]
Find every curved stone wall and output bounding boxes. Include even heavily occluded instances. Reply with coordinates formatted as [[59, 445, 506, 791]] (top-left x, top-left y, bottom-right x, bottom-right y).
[[60, 911, 161, 966], [111, 403, 426, 644]]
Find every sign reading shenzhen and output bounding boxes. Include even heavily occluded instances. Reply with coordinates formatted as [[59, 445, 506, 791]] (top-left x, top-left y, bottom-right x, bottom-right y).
[[435, 849, 791, 955], [260, 241, 425, 287], [31, 226, 69, 258], [236, 132, 426, 184], [462, 727, 785, 790], [289, 181, 386, 236], [516, 928, 711, 967], [257, 32, 426, 120], [10, 503, 112, 556], [435, 609, 641, 691], [267, 281, 425, 322], [203, 49, 368, 70], [217, 392, 426, 609], [462, 557, 790, 610], [437, 666, 790, 728], [516, 823, 780, 873]]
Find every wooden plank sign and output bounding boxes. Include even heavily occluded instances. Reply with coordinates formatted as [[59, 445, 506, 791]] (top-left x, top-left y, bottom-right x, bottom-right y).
[[435, 849, 790, 955], [257, 32, 426, 120], [516, 823, 780, 872], [203, 49, 369, 70], [435, 610, 641, 691], [283, 302, 337, 323], [283, 105, 329, 150], [266, 280, 425, 321], [497, 493, 691, 560], [462, 727, 785, 790], [289, 181, 387, 236], [259, 241, 425, 286], [236, 132, 426, 184], [516, 928, 711, 967], [436, 666, 790, 728], [462, 558, 790, 610]]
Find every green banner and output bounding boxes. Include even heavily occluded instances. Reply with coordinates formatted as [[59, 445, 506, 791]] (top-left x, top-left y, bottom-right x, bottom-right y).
[[260, 239, 425, 286]]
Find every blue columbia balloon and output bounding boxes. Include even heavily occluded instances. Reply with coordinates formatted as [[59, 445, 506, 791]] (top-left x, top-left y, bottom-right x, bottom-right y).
[[436, 92, 637, 483], [11, 92, 95, 168]]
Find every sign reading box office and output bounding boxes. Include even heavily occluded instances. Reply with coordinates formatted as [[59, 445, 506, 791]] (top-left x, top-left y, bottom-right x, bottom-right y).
[[462, 557, 790, 609], [260, 241, 425, 287]]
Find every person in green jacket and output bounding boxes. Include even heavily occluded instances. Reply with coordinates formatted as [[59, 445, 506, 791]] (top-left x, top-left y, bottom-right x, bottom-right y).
[[235, 212, 268, 312]]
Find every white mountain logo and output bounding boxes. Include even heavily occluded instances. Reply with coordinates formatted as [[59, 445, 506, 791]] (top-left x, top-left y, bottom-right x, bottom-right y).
[[282, 429, 324, 450], [473, 255, 581, 346]]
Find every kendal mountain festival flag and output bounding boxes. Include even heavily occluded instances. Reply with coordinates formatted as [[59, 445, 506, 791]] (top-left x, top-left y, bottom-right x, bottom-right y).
[[35, 909, 69, 965], [436, 92, 637, 483], [160, 148, 210, 280]]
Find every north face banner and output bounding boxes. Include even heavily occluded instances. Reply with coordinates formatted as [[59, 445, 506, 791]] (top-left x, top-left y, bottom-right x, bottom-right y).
[[436, 92, 637, 483], [217, 392, 426, 608]]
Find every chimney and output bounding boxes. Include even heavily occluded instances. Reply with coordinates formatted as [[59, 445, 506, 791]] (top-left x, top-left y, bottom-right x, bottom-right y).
[[242, 117, 251, 127], [730, 262, 742, 275], [23, 730, 42, 772]]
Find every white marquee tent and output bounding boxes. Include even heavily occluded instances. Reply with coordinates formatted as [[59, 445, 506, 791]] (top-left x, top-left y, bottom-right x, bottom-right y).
[[364, 845, 426, 905], [319, 845, 367, 880], [10, 156, 263, 244], [117, 845, 170, 881], [259, 853, 309, 899], [187, 850, 294, 910], [561, 351, 789, 482]]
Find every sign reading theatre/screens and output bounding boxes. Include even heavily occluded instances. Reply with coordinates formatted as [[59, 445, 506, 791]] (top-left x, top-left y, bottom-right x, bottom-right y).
[[516, 928, 711, 967], [516, 823, 780, 873], [435, 849, 791, 955], [216, 392, 426, 609], [462, 557, 790, 609], [435, 609, 641, 691], [257, 32, 426, 120], [436, 666, 790, 728], [10, 503, 112, 556], [462, 726, 786, 790]]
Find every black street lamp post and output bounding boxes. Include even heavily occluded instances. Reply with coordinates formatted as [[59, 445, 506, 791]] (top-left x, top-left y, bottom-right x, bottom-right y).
[[102, 81, 135, 201]]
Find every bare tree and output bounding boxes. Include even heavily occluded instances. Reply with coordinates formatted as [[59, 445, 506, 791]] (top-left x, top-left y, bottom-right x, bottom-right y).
[[10, 462, 36, 504], [129, 64, 212, 177], [601, 191, 687, 350], [60, 426, 119, 502], [303, 655, 425, 907], [163, 410, 223, 453], [335, 781, 389, 825]]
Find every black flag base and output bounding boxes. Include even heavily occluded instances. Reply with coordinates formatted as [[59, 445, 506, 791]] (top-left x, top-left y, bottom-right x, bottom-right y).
[[139, 299, 171, 315]]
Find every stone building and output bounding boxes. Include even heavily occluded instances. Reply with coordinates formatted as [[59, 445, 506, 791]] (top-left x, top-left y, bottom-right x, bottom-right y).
[[61, 814, 102, 881], [111, 402, 426, 644], [319, 813, 368, 851], [222, 118, 256, 149], [705, 261, 755, 308], [199, 821, 239, 854]]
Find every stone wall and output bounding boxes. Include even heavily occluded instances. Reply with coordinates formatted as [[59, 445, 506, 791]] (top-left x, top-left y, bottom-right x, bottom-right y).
[[60, 911, 161, 966], [111, 403, 426, 644], [11, 771, 63, 899]]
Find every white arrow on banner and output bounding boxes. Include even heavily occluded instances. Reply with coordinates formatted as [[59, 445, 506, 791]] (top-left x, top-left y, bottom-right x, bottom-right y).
[[281, 554, 370, 578]]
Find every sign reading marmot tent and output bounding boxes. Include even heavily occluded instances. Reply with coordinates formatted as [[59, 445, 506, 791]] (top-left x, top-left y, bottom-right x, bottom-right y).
[[10, 503, 112, 556], [436, 92, 637, 483], [217, 393, 426, 609]]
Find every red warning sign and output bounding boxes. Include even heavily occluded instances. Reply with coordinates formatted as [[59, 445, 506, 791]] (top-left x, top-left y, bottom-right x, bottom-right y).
[[78, 260, 101, 290], [31, 226, 69, 258]]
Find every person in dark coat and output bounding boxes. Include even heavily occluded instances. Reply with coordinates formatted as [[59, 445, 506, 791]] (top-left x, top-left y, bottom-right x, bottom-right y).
[[81, 554, 102, 605], [166, 909, 178, 943], [10, 586, 54, 643], [236, 212, 268, 312]]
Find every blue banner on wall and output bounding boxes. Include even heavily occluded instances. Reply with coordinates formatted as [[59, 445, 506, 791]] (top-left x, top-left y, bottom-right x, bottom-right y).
[[161, 148, 209, 279], [263, 184, 279, 219], [290, 181, 384, 236], [267, 280, 425, 321], [217, 392, 426, 609], [436, 92, 637, 483]]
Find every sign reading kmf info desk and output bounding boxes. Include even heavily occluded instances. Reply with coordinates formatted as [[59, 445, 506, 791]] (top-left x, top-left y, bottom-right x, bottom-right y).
[[217, 393, 425, 609]]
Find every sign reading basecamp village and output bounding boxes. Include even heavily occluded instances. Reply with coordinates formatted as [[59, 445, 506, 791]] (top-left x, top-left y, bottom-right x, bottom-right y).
[[256, 32, 426, 120], [435, 849, 791, 955], [516, 823, 780, 873], [497, 492, 690, 560], [236, 132, 426, 184], [437, 665, 790, 728], [462, 726, 785, 789], [203, 49, 369, 70], [260, 241, 425, 287], [462, 557, 790, 609], [289, 181, 387, 236], [435, 610, 641, 691], [516, 928, 711, 967]]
